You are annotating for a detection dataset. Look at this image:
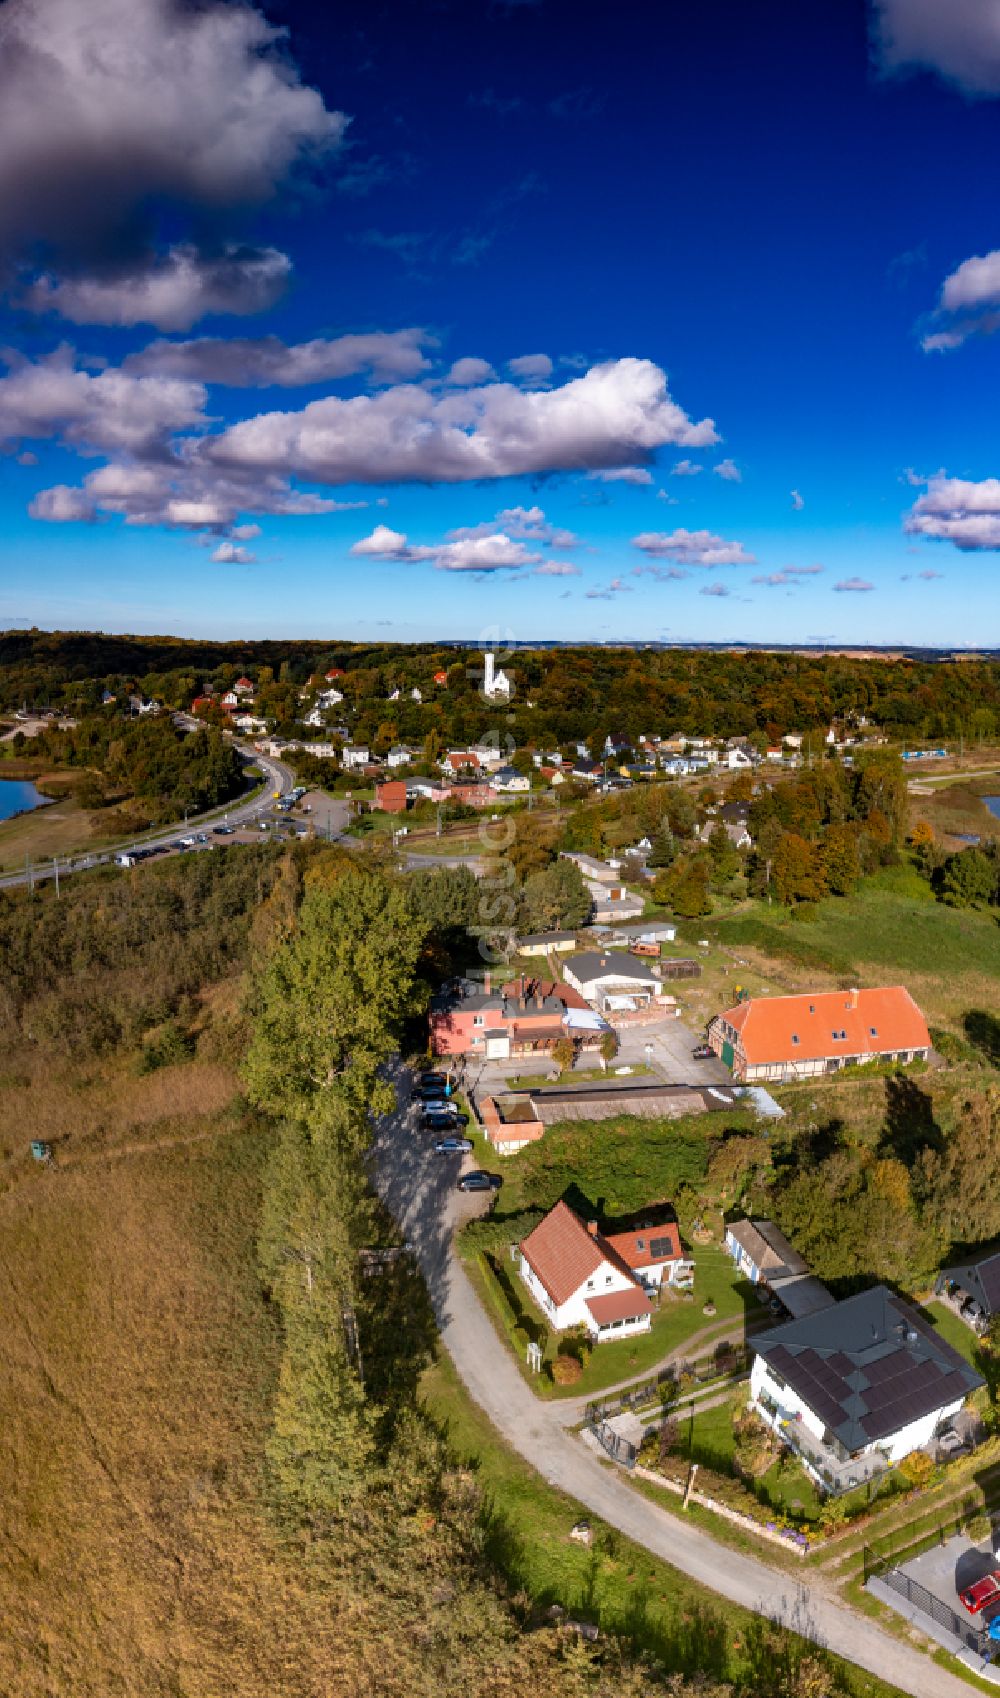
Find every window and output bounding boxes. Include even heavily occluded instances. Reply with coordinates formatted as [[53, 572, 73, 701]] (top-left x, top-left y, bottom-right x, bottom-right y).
[[473, 1015, 484, 1027], [791, 1034, 799, 1045], [649, 1235, 673, 1258], [870, 1026, 878, 1037], [586, 1278, 594, 1290], [636, 1238, 646, 1251], [605, 1275, 613, 1286], [831, 1029, 846, 1041], [808, 1004, 815, 1013]]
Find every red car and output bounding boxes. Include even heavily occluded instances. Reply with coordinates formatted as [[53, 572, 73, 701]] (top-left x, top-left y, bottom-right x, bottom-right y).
[[959, 1572, 1000, 1615]]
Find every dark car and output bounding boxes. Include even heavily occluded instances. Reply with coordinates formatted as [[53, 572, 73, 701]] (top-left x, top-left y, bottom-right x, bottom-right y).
[[457, 1170, 502, 1193], [417, 1070, 447, 1088], [417, 1080, 451, 1100], [433, 1136, 474, 1155], [213, 824, 235, 836], [691, 1045, 714, 1060], [422, 1114, 468, 1134]]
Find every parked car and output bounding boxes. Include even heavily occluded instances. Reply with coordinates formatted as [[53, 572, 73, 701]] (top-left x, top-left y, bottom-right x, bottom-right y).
[[417, 1079, 450, 1100], [691, 1045, 714, 1060], [213, 824, 235, 836], [960, 1572, 1000, 1614], [180, 835, 197, 848], [457, 1171, 502, 1193], [421, 1111, 469, 1131], [433, 1137, 474, 1155]]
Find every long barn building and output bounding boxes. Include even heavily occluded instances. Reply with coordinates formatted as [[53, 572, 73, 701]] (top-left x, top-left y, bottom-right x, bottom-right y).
[[708, 986, 931, 1083]]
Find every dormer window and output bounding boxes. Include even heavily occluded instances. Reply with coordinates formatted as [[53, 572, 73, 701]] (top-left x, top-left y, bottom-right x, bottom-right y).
[[636, 1238, 646, 1251], [791, 1034, 799, 1045], [870, 1026, 878, 1037], [831, 1029, 846, 1041], [808, 1004, 815, 1014]]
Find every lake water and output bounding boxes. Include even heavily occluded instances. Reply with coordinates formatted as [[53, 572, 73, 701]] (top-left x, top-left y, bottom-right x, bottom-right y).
[[985, 796, 1000, 820], [0, 779, 48, 823]]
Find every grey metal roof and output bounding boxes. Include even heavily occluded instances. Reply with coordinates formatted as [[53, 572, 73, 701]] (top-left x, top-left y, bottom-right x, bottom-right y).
[[753, 1285, 983, 1453], [565, 951, 659, 984], [939, 1252, 1000, 1317], [516, 930, 577, 945]]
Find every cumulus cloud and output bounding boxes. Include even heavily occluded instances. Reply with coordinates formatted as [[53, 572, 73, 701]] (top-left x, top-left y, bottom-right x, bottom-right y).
[[904, 473, 1000, 549], [833, 577, 875, 592], [633, 563, 689, 581], [700, 582, 731, 597], [22, 244, 291, 330], [533, 560, 579, 575], [447, 505, 579, 548], [445, 357, 496, 386], [507, 353, 553, 385], [872, 0, 1000, 96], [920, 249, 1000, 351], [231, 523, 261, 540], [0, 346, 207, 454], [29, 458, 355, 531], [126, 328, 433, 386], [0, 0, 345, 272], [588, 466, 654, 485], [585, 576, 632, 599], [791, 489, 805, 510], [632, 527, 756, 567], [349, 522, 542, 573], [713, 458, 742, 482], [752, 564, 824, 585], [207, 357, 718, 487], [211, 541, 255, 564], [671, 458, 703, 476]]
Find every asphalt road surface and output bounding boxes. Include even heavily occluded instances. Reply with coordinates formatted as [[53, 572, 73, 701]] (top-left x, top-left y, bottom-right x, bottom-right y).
[[373, 1061, 977, 1698]]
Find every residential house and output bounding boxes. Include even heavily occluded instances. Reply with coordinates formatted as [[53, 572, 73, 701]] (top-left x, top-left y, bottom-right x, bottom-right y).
[[221, 689, 240, 709], [518, 1201, 654, 1342], [317, 687, 344, 707], [433, 669, 449, 685], [726, 744, 755, 770], [724, 1218, 833, 1319], [191, 694, 213, 713], [540, 764, 566, 786], [470, 739, 508, 771], [493, 765, 530, 792], [515, 930, 578, 958], [341, 745, 370, 771], [571, 758, 601, 782], [563, 852, 620, 884], [444, 750, 482, 776], [935, 1254, 1000, 1334], [708, 986, 931, 1083], [411, 687, 423, 702], [699, 817, 751, 851], [374, 780, 408, 814], [387, 745, 415, 769], [233, 676, 254, 697], [562, 951, 664, 1014], [603, 733, 632, 759], [590, 890, 646, 924], [750, 1286, 983, 1493], [324, 668, 345, 681], [604, 1215, 694, 1292], [430, 974, 608, 1060], [232, 713, 268, 734]]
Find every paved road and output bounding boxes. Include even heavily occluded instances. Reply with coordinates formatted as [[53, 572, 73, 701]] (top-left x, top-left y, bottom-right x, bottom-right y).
[[0, 743, 297, 892], [373, 1064, 974, 1698]]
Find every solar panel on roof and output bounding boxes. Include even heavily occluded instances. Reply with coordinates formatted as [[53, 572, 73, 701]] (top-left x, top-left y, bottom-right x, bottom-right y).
[[827, 1351, 854, 1376]]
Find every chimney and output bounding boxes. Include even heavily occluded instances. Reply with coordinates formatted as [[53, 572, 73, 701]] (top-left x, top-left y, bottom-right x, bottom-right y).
[[484, 971, 491, 995], [848, 987, 859, 1009], [587, 1220, 599, 1236]]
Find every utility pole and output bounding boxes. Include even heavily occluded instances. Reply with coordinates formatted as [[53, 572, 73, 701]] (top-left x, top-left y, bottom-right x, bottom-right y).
[[53, 856, 59, 899]]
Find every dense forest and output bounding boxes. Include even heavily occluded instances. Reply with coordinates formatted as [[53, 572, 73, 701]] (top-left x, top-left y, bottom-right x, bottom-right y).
[[4, 627, 1000, 750]]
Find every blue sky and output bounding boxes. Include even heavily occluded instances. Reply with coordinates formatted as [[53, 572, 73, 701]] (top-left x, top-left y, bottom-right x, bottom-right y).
[[3, 0, 1000, 644]]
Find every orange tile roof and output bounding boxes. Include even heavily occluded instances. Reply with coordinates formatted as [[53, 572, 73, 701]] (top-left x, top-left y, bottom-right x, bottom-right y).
[[585, 1288, 653, 1326], [605, 1221, 682, 1271], [520, 1200, 640, 1308], [720, 986, 930, 1067]]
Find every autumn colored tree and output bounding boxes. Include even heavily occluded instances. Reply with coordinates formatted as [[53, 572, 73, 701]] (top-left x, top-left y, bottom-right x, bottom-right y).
[[771, 832, 828, 905]]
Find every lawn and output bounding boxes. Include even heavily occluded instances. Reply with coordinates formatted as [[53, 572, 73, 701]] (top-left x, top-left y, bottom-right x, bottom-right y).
[[668, 1399, 826, 1524], [504, 1063, 655, 1089], [421, 1351, 908, 1698], [704, 864, 1000, 1032], [466, 1239, 758, 1401], [921, 1300, 983, 1369]]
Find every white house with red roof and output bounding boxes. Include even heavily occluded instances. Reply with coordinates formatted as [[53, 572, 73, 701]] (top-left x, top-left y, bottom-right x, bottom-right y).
[[233, 676, 254, 696], [519, 1200, 655, 1341]]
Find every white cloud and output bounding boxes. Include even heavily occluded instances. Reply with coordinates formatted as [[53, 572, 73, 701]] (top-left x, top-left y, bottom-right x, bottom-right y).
[[0, 0, 345, 268], [904, 473, 1000, 549], [349, 522, 542, 573], [0, 346, 207, 454], [507, 353, 553, 385], [22, 245, 291, 330], [588, 466, 654, 485], [207, 357, 719, 487], [533, 561, 579, 575], [30, 457, 353, 530], [700, 582, 731, 597], [585, 576, 632, 600], [211, 541, 255, 564], [446, 504, 579, 548], [713, 457, 742, 482], [444, 357, 495, 386], [671, 458, 703, 476], [833, 577, 875, 592], [656, 489, 678, 504], [872, 0, 1000, 96], [231, 523, 261, 540], [791, 489, 804, 510], [126, 328, 433, 386], [752, 564, 824, 585], [920, 249, 1000, 351], [632, 527, 756, 567]]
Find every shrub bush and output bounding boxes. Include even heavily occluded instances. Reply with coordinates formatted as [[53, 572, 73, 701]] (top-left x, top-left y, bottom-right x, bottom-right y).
[[551, 1355, 583, 1386]]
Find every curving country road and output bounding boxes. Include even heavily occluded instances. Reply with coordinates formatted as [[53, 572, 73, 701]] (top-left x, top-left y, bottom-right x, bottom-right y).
[[0, 742, 300, 893], [373, 1063, 977, 1698]]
